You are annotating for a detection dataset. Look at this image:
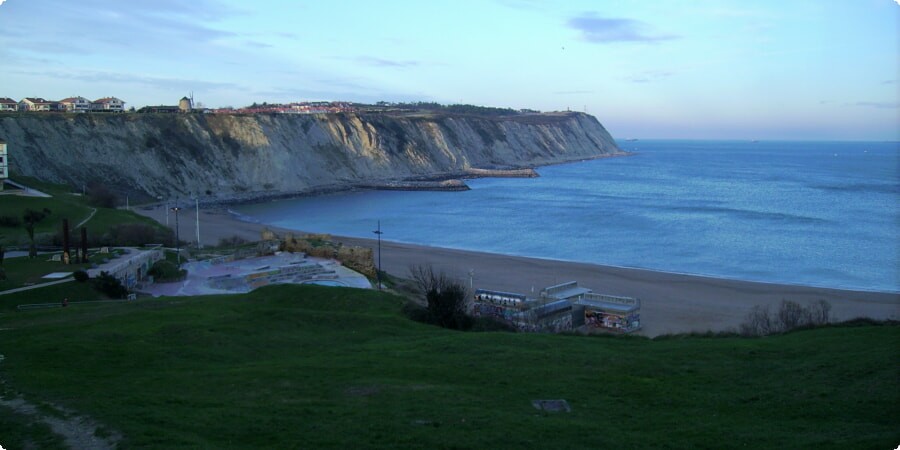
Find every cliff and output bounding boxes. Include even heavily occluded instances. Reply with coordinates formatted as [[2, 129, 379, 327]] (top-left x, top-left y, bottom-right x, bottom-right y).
[[0, 111, 621, 200]]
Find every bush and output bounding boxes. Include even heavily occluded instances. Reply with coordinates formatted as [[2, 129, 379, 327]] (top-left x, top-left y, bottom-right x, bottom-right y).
[[739, 300, 832, 336], [147, 260, 187, 282], [73, 270, 89, 282], [410, 265, 472, 330], [217, 235, 247, 247], [91, 271, 128, 299], [0, 215, 21, 227], [86, 182, 119, 208], [104, 223, 175, 247]]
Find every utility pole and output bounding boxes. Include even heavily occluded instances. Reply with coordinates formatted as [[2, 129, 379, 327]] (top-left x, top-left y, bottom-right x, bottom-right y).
[[195, 195, 201, 249], [373, 220, 383, 290], [171, 202, 182, 266]]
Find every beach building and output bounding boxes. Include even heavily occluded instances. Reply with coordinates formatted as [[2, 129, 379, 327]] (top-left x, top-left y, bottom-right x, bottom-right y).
[[574, 293, 641, 333], [473, 282, 641, 334], [59, 96, 92, 112], [0, 139, 7, 190], [86, 248, 165, 290], [0, 98, 18, 112]]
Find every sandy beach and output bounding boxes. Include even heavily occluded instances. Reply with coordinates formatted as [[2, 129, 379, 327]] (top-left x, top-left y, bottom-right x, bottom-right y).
[[135, 204, 900, 337]]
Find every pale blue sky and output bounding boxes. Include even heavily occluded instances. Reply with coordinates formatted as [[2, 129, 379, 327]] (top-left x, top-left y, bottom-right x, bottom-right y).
[[0, 0, 896, 140]]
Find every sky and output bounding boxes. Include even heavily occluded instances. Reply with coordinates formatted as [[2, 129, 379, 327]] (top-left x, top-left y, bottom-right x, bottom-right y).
[[0, 0, 897, 140]]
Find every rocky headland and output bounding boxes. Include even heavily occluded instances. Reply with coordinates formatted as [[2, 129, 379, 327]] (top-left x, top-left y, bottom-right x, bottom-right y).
[[0, 110, 622, 202]]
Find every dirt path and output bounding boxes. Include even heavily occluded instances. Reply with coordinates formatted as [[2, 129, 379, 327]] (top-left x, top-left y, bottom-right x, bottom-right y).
[[0, 355, 121, 449]]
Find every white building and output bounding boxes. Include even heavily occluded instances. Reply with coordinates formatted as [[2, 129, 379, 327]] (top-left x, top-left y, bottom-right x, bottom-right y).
[[0, 98, 18, 112], [92, 97, 125, 112], [59, 96, 92, 112], [0, 139, 8, 190], [19, 97, 63, 112]]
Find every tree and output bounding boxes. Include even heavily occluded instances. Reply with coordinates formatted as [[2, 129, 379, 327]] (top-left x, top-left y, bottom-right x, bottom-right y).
[[23, 208, 50, 258], [409, 265, 472, 330]]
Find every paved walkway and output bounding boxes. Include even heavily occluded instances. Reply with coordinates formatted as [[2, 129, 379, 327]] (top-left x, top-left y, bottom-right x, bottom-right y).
[[0, 278, 74, 296]]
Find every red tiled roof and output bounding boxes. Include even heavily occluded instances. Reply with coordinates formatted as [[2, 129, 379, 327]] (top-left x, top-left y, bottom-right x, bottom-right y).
[[59, 97, 87, 103], [0, 98, 16, 104], [24, 97, 49, 103], [94, 97, 123, 103]]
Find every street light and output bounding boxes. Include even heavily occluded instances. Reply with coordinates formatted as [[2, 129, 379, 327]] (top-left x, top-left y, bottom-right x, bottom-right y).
[[171, 204, 182, 266], [373, 220, 383, 290]]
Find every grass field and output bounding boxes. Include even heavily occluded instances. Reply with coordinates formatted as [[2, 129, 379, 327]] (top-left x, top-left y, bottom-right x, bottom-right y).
[[0, 176, 166, 246], [0, 284, 897, 449]]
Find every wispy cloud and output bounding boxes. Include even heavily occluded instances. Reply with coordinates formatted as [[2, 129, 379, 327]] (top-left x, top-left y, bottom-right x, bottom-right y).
[[553, 90, 595, 95], [853, 101, 898, 109], [625, 70, 673, 83], [11, 69, 242, 92], [355, 56, 422, 68], [568, 13, 678, 43]]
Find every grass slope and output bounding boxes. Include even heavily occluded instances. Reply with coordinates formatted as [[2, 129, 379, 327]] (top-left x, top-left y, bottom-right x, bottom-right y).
[[0, 284, 897, 449], [0, 176, 165, 246]]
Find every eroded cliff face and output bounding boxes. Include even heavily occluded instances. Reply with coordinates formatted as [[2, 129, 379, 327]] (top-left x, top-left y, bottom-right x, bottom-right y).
[[0, 111, 621, 199]]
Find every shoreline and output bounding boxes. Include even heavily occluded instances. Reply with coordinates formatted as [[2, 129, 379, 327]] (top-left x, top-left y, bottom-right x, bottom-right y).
[[134, 204, 899, 337]]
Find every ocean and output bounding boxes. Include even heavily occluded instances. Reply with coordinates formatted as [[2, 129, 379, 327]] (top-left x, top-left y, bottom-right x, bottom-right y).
[[235, 140, 900, 293]]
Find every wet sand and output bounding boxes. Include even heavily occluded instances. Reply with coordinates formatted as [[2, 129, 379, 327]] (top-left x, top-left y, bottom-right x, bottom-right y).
[[135, 204, 900, 337]]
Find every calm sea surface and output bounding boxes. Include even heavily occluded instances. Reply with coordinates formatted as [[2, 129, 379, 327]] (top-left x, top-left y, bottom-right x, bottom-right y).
[[235, 140, 900, 292]]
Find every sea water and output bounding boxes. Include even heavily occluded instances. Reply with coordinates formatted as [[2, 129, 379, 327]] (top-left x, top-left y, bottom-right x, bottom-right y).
[[235, 140, 900, 292]]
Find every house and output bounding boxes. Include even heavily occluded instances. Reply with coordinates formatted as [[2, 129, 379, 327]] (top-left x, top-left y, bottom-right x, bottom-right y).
[[19, 97, 63, 112], [0, 98, 18, 112], [91, 97, 125, 112], [59, 96, 92, 112], [0, 139, 8, 190]]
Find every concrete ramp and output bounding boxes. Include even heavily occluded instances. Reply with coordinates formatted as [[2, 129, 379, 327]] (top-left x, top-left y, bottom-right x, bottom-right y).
[[2, 179, 51, 197]]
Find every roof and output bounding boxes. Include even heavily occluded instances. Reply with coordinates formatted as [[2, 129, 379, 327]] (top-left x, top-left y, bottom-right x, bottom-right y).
[[576, 299, 640, 313], [531, 300, 572, 318], [544, 286, 591, 300], [59, 97, 88, 103], [23, 97, 50, 103], [94, 97, 123, 103], [0, 139, 6, 144], [0, 98, 16, 104]]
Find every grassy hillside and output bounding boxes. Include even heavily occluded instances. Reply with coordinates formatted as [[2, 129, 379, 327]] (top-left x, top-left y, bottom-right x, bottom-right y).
[[0, 175, 167, 246], [0, 284, 897, 449]]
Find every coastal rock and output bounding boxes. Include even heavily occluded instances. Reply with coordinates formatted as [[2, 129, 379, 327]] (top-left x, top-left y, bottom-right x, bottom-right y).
[[0, 111, 621, 199]]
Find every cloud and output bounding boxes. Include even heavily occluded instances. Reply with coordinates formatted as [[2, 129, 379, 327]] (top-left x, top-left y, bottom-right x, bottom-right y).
[[568, 13, 678, 43], [853, 101, 898, 109], [553, 90, 595, 95], [11, 69, 242, 93], [0, 0, 7, 6], [625, 70, 673, 83], [354, 56, 422, 68]]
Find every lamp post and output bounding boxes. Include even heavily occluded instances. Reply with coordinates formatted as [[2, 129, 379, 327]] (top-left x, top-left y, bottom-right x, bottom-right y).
[[373, 220, 383, 290], [171, 204, 182, 266]]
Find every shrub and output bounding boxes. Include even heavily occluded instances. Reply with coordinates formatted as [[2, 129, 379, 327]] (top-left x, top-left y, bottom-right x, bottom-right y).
[[73, 270, 89, 282], [147, 260, 187, 282], [0, 215, 21, 227], [217, 235, 247, 247], [739, 299, 832, 336], [104, 223, 175, 247], [410, 265, 472, 330], [91, 271, 128, 299], [86, 182, 119, 208]]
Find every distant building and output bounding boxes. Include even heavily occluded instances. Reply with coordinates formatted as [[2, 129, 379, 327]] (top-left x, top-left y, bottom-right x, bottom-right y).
[[0, 98, 18, 112], [59, 96, 92, 112], [0, 139, 8, 191], [19, 97, 63, 112], [178, 96, 193, 112], [92, 97, 125, 112], [473, 282, 642, 334]]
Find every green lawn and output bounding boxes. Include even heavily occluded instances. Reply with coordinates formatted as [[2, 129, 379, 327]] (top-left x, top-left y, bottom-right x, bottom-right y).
[[0, 177, 169, 246], [0, 284, 897, 449]]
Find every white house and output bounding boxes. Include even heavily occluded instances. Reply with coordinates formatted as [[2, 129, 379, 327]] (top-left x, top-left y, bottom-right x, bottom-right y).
[[19, 97, 63, 112], [0, 139, 8, 190], [59, 96, 92, 112], [92, 97, 125, 112], [0, 98, 18, 112]]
